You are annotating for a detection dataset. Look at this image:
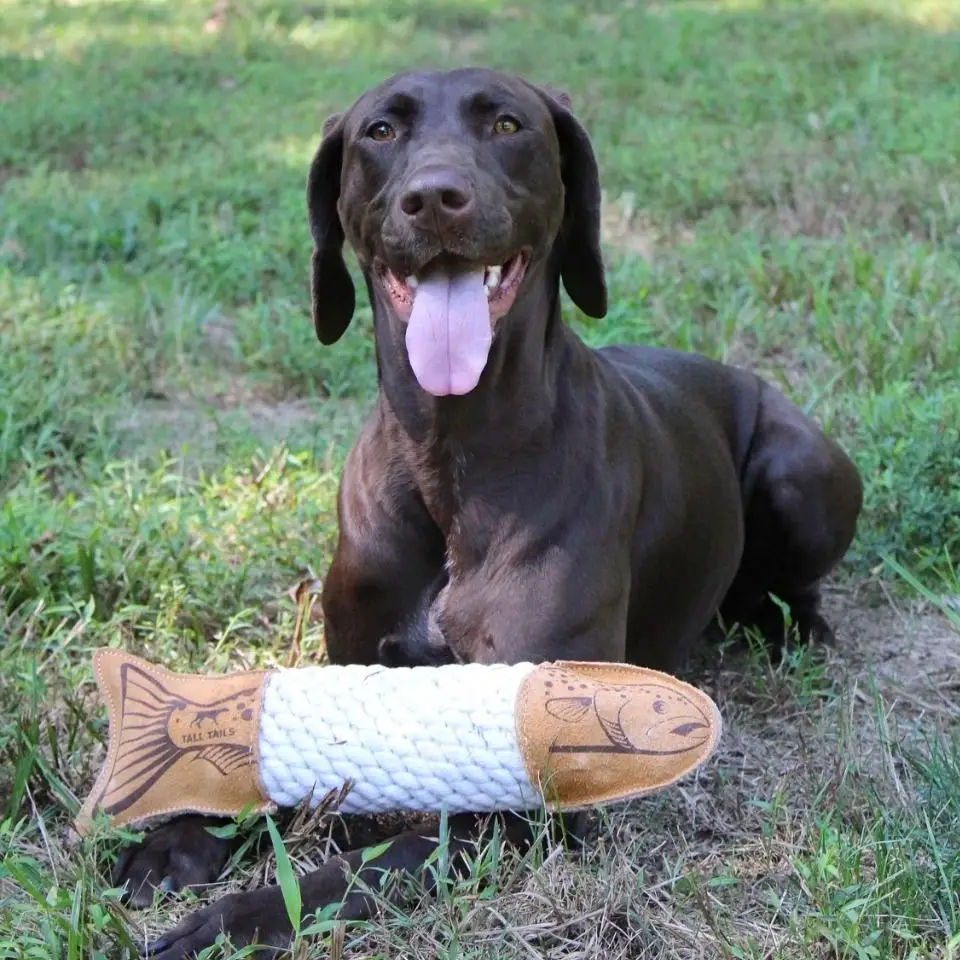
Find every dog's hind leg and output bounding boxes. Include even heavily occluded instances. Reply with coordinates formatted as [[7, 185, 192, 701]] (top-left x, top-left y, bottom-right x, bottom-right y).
[[717, 381, 863, 655]]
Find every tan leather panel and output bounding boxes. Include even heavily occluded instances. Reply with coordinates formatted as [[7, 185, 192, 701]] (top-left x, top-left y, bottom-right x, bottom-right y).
[[515, 661, 722, 809], [75, 650, 273, 834]]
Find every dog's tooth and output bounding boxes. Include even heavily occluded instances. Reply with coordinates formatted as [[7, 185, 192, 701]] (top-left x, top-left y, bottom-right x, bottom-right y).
[[484, 266, 501, 298], [407, 276, 419, 291]]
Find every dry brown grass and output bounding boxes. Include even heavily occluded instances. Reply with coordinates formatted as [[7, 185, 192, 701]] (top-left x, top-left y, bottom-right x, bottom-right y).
[[93, 588, 958, 959]]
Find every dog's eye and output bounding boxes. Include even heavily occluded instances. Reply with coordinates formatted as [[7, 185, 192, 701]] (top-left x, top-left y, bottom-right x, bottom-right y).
[[492, 115, 521, 136], [366, 121, 396, 142]]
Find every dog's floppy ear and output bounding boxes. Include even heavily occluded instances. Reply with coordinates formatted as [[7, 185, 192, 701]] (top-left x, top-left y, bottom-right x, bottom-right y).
[[306, 112, 355, 345], [537, 88, 607, 319], [542, 87, 572, 110]]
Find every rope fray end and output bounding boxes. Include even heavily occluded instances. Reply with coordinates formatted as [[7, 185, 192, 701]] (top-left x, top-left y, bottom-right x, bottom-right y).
[[75, 650, 272, 835], [514, 661, 722, 810]]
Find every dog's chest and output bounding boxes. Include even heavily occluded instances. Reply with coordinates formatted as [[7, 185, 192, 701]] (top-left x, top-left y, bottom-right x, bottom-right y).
[[414, 441, 465, 538], [408, 428, 542, 583], [420, 464, 511, 581]]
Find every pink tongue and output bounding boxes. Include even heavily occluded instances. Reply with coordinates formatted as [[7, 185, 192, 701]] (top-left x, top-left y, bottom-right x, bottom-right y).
[[405, 268, 492, 396]]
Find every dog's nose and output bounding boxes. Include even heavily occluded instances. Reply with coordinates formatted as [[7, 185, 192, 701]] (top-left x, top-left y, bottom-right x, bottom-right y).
[[399, 169, 475, 231]]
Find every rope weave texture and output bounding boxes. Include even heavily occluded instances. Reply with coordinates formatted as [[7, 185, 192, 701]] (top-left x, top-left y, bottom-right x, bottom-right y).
[[258, 662, 542, 814]]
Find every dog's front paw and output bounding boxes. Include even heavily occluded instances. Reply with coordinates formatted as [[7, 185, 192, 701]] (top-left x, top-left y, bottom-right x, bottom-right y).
[[377, 596, 459, 667], [113, 815, 232, 909], [378, 629, 458, 667], [141, 887, 291, 959], [758, 592, 837, 661]]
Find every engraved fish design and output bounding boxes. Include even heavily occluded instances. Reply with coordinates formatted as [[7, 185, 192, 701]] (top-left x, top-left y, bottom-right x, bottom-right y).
[[95, 661, 259, 817], [545, 680, 713, 756]]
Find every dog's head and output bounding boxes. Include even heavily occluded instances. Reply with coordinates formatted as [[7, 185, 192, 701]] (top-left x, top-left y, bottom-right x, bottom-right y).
[[307, 67, 607, 397]]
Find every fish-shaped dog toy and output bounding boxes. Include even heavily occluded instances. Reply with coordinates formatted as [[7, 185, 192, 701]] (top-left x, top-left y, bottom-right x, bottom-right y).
[[77, 651, 722, 833]]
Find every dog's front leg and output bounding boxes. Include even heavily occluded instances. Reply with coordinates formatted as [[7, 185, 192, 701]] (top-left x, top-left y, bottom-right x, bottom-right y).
[[142, 811, 576, 958], [322, 427, 447, 666]]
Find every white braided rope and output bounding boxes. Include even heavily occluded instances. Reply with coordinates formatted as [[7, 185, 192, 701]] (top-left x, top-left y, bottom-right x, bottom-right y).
[[258, 662, 542, 814]]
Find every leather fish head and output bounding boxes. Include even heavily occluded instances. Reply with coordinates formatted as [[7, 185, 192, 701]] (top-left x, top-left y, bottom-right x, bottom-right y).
[[515, 661, 722, 810], [593, 685, 714, 755]]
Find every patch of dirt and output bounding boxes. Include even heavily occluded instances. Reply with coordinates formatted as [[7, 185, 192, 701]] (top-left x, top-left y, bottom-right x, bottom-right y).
[[116, 314, 330, 459], [200, 314, 241, 363], [112, 371, 368, 474], [825, 584, 960, 722], [601, 190, 695, 263], [0, 238, 27, 261], [116, 396, 322, 448], [61, 143, 89, 174], [720, 332, 838, 403], [435, 32, 486, 59], [533, 592, 960, 958], [0, 165, 25, 191], [734, 138, 943, 241]]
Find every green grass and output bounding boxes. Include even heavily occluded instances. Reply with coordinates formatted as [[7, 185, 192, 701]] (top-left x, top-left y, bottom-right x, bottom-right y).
[[1, 0, 959, 955]]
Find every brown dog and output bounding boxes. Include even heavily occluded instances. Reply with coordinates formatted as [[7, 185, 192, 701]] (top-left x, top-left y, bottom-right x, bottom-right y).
[[129, 68, 863, 958]]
